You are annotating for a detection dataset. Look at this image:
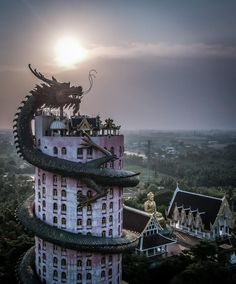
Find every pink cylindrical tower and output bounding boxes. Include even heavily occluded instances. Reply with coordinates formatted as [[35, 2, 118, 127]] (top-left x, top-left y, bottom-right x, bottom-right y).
[[15, 67, 139, 284]]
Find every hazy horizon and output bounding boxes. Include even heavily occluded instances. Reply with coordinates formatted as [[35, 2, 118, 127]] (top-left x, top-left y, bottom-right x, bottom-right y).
[[1, 0, 236, 130]]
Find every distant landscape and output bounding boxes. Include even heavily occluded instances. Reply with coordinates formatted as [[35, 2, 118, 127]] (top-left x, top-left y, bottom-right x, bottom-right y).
[[1, 129, 236, 282]]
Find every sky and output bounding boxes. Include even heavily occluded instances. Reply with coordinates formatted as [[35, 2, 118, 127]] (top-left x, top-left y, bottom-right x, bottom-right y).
[[1, 0, 236, 130]]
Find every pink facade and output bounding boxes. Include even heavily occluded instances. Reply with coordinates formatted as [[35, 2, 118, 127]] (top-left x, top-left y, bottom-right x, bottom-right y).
[[34, 114, 124, 284]]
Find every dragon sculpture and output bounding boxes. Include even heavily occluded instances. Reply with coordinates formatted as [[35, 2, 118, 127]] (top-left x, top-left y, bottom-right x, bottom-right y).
[[13, 65, 139, 205]]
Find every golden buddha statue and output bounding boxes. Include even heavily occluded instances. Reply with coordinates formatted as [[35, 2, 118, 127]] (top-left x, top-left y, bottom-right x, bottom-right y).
[[144, 191, 165, 225]]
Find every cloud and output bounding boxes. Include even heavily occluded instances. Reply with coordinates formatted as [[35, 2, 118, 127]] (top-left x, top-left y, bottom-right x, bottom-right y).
[[87, 42, 236, 59]]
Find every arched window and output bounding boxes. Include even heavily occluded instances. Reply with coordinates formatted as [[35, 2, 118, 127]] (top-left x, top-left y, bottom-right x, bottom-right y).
[[61, 272, 66, 280], [53, 188, 57, 197], [87, 190, 92, 198], [87, 218, 92, 226], [118, 225, 120, 235], [101, 256, 106, 266], [77, 219, 82, 226], [61, 177, 67, 187], [42, 265, 46, 274], [61, 258, 66, 266], [108, 255, 112, 263], [77, 259, 82, 267], [53, 203, 58, 211], [53, 257, 58, 266], [109, 188, 113, 196], [102, 230, 106, 237], [53, 270, 58, 279], [61, 204, 67, 212], [101, 270, 105, 279], [38, 192, 41, 199], [109, 202, 113, 211], [38, 205, 41, 212], [42, 253, 46, 262], [102, 203, 106, 211], [118, 212, 120, 223], [53, 175, 57, 185], [87, 147, 93, 157], [86, 259, 92, 267], [61, 190, 66, 198], [42, 187, 46, 195], [108, 268, 112, 276], [53, 216, 58, 224], [38, 179, 41, 186], [61, 218, 66, 225], [102, 217, 106, 226], [87, 204, 92, 212], [42, 174, 46, 184], [77, 148, 83, 157], [53, 146, 58, 155], [38, 256, 41, 263], [109, 215, 113, 223], [61, 147, 67, 155], [86, 273, 91, 280], [109, 229, 113, 236], [77, 273, 82, 280], [42, 200, 46, 208]]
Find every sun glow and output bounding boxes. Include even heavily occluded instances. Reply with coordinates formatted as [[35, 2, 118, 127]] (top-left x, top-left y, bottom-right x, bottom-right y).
[[54, 37, 87, 67]]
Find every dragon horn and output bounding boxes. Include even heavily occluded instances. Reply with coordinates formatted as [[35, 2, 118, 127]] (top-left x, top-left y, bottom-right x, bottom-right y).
[[28, 64, 60, 86]]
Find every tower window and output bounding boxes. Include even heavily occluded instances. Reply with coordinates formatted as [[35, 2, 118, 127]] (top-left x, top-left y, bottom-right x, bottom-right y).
[[61, 147, 67, 155], [53, 257, 58, 266], [61, 190, 67, 199], [77, 273, 82, 280], [61, 258, 67, 267], [102, 203, 107, 211], [87, 218, 92, 226], [77, 260, 82, 267], [61, 204, 67, 212], [77, 148, 83, 157], [53, 188, 57, 197], [87, 147, 93, 157], [53, 216, 58, 224], [61, 177, 67, 187], [86, 259, 92, 267], [77, 219, 82, 226], [109, 215, 113, 224], [53, 146, 58, 155], [53, 175, 57, 185], [101, 270, 105, 279], [61, 218, 66, 226], [109, 229, 113, 237], [38, 179, 41, 186], [101, 256, 106, 266], [53, 270, 58, 279], [53, 203, 58, 211], [109, 202, 113, 211], [42, 200, 46, 208], [42, 173, 46, 184], [102, 217, 106, 226], [61, 272, 66, 280], [102, 230, 106, 237], [86, 273, 91, 280], [87, 204, 92, 212]]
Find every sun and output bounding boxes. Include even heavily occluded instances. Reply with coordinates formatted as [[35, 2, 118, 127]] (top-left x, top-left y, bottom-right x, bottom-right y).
[[54, 37, 87, 67]]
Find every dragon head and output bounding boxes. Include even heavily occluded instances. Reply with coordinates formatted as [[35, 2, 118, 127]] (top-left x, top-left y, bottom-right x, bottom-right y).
[[29, 64, 96, 114]]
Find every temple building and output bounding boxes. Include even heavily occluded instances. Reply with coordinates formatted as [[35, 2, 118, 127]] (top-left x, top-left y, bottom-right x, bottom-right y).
[[166, 186, 234, 240], [123, 192, 175, 258], [15, 66, 139, 284]]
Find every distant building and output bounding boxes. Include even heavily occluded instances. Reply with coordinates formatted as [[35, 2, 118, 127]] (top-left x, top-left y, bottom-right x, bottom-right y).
[[123, 205, 175, 258], [167, 186, 234, 240]]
